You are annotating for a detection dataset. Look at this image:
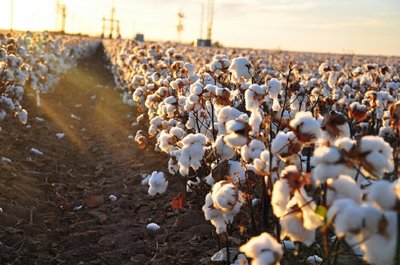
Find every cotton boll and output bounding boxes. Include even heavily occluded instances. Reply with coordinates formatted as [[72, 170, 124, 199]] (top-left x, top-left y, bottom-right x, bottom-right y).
[[249, 110, 262, 135], [228, 160, 246, 183], [271, 131, 302, 159], [327, 199, 364, 238], [147, 223, 160, 231], [245, 84, 265, 111], [228, 57, 254, 82], [253, 150, 270, 175], [178, 134, 207, 176], [334, 137, 355, 153], [224, 115, 250, 148], [294, 189, 322, 230], [148, 171, 168, 195], [268, 78, 282, 98], [326, 175, 362, 206], [366, 180, 398, 210], [360, 211, 397, 265], [239, 232, 283, 265], [358, 136, 394, 178], [213, 135, 235, 160], [289, 111, 321, 144], [202, 193, 227, 234], [16, 109, 28, 124], [280, 211, 316, 246], [211, 181, 240, 212], [312, 146, 352, 183], [306, 255, 323, 264], [271, 180, 291, 217], [241, 139, 265, 162]]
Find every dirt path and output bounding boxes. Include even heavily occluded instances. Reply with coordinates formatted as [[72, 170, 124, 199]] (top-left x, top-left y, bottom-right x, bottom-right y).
[[0, 46, 216, 265]]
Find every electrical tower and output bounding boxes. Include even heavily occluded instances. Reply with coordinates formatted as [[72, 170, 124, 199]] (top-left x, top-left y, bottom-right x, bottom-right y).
[[177, 10, 184, 42], [101, 1, 120, 39], [206, 0, 215, 41], [196, 0, 215, 47]]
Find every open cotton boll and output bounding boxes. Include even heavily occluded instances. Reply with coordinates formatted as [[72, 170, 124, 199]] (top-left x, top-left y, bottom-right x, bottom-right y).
[[358, 136, 394, 178], [360, 211, 397, 265], [216, 106, 243, 133], [366, 180, 398, 210], [327, 199, 364, 238], [289, 111, 321, 144], [211, 181, 241, 212], [334, 137, 355, 153], [148, 171, 168, 195], [224, 115, 250, 148], [241, 139, 266, 162], [280, 210, 316, 246], [271, 131, 302, 159], [326, 175, 362, 206], [253, 150, 271, 175], [294, 189, 322, 230], [213, 135, 235, 160], [312, 146, 352, 184], [178, 134, 207, 176], [146, 223, 160, 231], [271, 180, 291, 217], [168, 149, 181, 174], [228, 57, 254, 82], [184, 63, 195, 76], [267, 78, 282, 98], [202, 193, 227, 234], [239, 232, 283, 265], [228, 160, 246, 183], [306, 255, 323, 264], [16, 109, 28, 124], [249, 110, 263, 135], [245, 84, 265, 111]]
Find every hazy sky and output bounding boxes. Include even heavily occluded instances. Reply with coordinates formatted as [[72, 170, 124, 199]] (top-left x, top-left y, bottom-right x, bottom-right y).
[[1, 0, 399, 56]]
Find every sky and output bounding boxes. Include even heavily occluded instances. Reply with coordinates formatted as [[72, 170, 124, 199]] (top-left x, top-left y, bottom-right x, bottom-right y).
[[0, 0, 399, 56]]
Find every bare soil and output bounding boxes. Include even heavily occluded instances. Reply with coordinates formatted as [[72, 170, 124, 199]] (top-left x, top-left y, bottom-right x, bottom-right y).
[[0, 46, 217, 265]]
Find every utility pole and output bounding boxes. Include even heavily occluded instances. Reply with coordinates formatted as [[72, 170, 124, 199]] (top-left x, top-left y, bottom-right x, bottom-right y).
[[10, 0, 14, 31], [177, 9, 184, 42], [61, 4, 66, 33], [200, 3, 204, 39], [109, 1, 115, 39], [206, 0, 215, 41], [101, 0, 120, 39]]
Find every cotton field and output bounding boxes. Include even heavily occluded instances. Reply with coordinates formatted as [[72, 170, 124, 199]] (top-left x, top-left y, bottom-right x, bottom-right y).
[[103, 39, 400, 265], [0, 30, 400, 265]]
